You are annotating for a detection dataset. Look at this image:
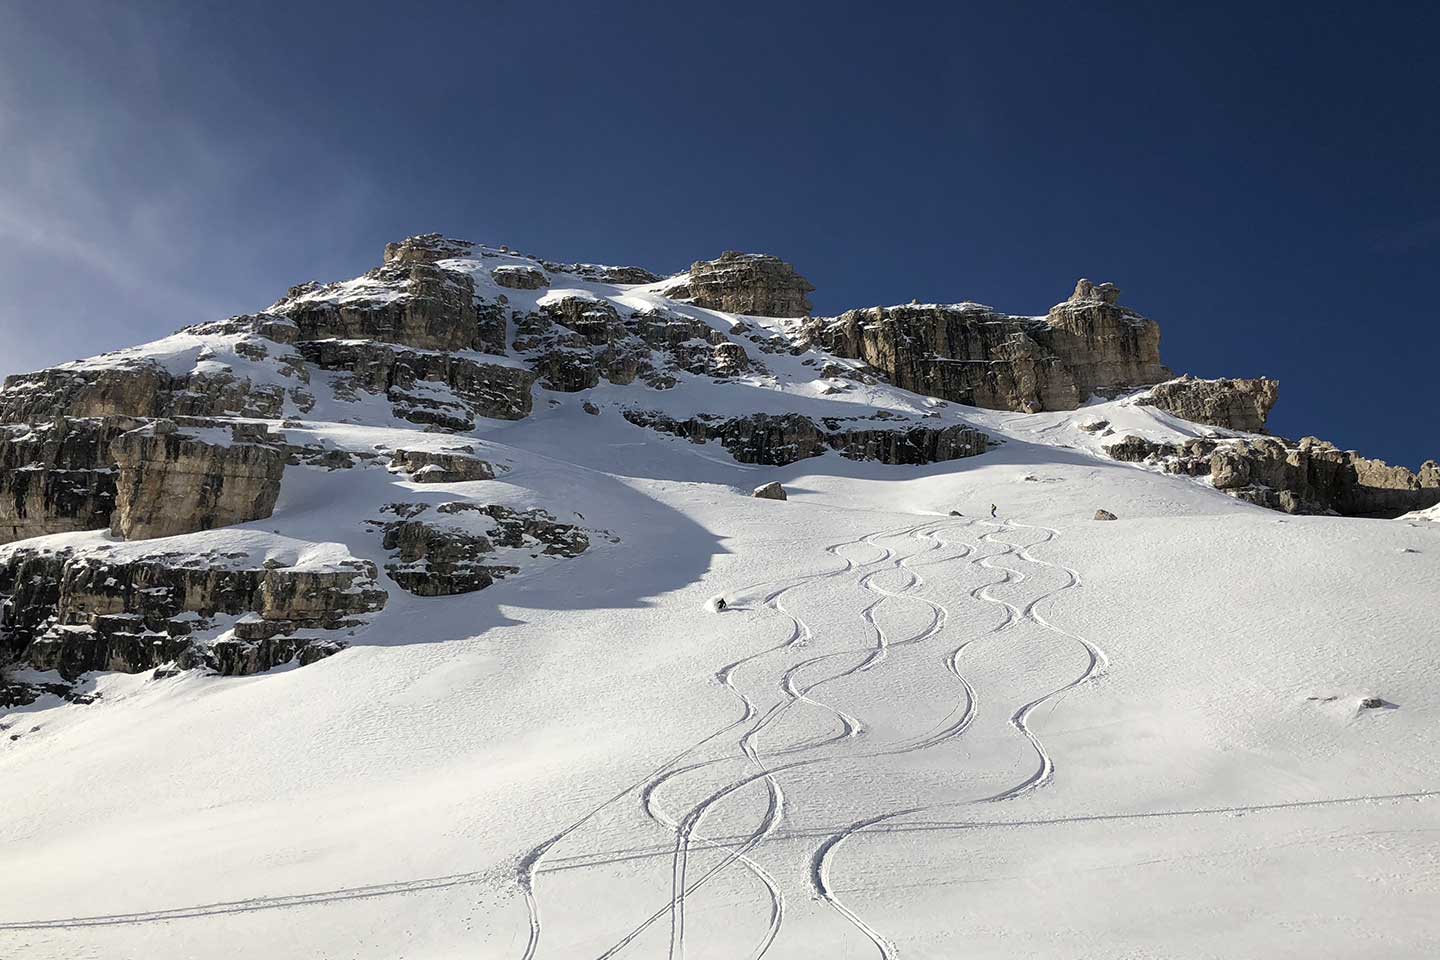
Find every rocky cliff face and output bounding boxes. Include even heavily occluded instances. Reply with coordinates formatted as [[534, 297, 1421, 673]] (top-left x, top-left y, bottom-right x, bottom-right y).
[[109, 422, 287, 540], [1135, 375, 1279, 432], [806, 280, 1171, 415], [0, 418, 126, 544]]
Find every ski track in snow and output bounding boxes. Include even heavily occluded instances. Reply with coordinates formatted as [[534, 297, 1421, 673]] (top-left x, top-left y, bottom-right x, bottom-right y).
[[13, 515, 1429, 957], [0, 515, 1098, 958]]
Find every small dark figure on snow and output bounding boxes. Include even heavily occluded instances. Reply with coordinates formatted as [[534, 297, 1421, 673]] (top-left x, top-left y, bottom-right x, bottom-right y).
[[715, 597, 727, 612], [990, 503, 998, 519]]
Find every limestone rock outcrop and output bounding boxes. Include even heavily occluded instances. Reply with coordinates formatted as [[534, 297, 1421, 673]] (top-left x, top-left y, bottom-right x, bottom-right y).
[[389, 448, 495, 483], [383, 233, 476, 267], [279, 261, 503, 355], [1103, 434, 1173, 463], [667, 252, 816, 318], [513, 296, 751, 392], [624, 410, 987, 467], [0, 352, 304, 424], [0, 545, 386, 682], [806, 280, 1170, 414], [298, 340, 533, 428], [0, 418, 129, 544], [492, 265, 549, 290], [109, 423, 287, 540], [1105, 433, 1440, 518], [538, 260, 660, 285], [1136, 375, 1279, 432], [374, 502, 588, 596]]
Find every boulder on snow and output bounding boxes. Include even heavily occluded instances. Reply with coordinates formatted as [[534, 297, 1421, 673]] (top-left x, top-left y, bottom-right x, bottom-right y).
[[752, 481, 787, 501], [1093, 509, 1118, 521]]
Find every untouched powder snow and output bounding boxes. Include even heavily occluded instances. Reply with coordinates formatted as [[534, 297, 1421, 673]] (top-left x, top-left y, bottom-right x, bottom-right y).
[[1, 246, 1437, 959]]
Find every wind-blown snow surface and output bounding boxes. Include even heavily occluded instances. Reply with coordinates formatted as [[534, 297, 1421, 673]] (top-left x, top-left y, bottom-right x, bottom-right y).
[[3, 263, 1438, 958]]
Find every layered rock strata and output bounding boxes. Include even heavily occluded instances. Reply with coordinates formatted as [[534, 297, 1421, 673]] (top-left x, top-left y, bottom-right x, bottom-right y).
[[109, 423, 287, 540]]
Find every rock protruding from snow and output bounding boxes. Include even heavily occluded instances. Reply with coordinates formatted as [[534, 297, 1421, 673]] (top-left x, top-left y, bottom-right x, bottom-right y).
[[491, 265, 549, 290], [668, 252, 816, 318], [279, 260, 501, 355], [0, 345, 303, 424], [1104, 434, 1172, 463], [807, 280, 1170, 415], [0, 544, 386, 683], [624, 410, 988, 467], [389, 449, 495, 483], [109, 424, 286, 540], [752, 481, 787, 501], [539, 260, 660, 285], [1094, 509, 1118, 520], [513, 297, 751, 392], [1135, 374, 1279, 432], [298, 340, 534, 427], [383, 233, 476, 267], [1107, 433, 1440, 518], [375, 502, 588, 596]]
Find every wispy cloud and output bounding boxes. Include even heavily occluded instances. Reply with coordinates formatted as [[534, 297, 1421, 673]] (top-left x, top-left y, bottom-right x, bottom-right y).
[[0, 4, 380, 375]]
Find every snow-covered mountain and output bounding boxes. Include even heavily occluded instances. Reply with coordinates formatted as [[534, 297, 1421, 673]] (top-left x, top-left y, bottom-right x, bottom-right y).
[[2, 235, 1437, 959]]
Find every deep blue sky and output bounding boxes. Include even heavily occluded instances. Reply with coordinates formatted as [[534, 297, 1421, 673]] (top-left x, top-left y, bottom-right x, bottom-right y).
[[2, 2, 1435, 466]]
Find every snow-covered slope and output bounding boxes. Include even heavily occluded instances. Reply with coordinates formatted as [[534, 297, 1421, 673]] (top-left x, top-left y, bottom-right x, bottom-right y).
[[2, 239, 1437, 959]]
